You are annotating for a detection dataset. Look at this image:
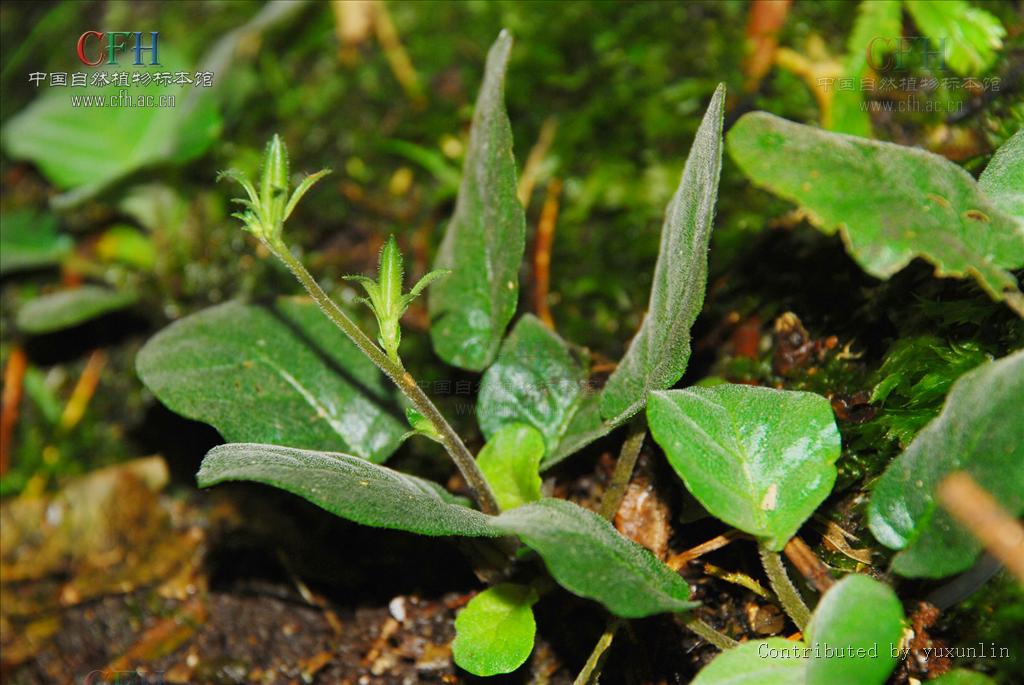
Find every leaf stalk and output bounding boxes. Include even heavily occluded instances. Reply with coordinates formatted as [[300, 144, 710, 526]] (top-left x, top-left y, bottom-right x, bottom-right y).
[[759, 545, 811, 631]]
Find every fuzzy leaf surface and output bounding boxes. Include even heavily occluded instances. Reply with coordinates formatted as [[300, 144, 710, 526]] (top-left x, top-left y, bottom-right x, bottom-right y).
[[647, 385, 840, 550], [197, 443, 495, 537], [491, 498, 697, 617], [727, 112, 1024, 306], [476, 315, 593, 466], [979, 129, 1023, 225], [137, 298, 405, 463], [868, 349, 1024, 577], [600, 84, 725, 422], [428, 30, 525, 371]]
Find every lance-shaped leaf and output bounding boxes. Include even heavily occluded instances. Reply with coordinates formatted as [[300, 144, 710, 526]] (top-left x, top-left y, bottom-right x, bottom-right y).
[[476, 315, 596, 465], [17, 286, 137, 334], [476, 423, 544, 510], [647, 385, 841, 550], [979, 129, 1023, 225], [691, 639, 806, 685], [491, 498, 697, 617], [600, 84, 725, 422], [805, 575, 904, 685], [137, 298, 406, 463], [452, 583, 538, 676], [197, 443, 496, 537], [868, 349, 1024, 578], [727, 112, 1024, 311], [428, 30, 526, 371]]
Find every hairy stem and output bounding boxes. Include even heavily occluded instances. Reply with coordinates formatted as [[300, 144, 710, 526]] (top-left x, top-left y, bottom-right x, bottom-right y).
[[573, 618, 620, 685], [759, 545, 811, 631], [270, 241, 501, 515], [683, 617, 739, 650], [599, 417, 646, 520]]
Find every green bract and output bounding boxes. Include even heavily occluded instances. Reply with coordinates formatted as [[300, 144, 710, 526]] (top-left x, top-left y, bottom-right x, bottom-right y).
[[452, 583, 538, 676], [647, 385, 841, 550], [345, 235, 450, 364], [868, 349, 1024, 577], [219, 133, 330, 247]]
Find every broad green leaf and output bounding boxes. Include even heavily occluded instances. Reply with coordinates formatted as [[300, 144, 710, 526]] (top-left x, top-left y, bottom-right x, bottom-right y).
[[691, 639, 806, 685], [491, 498, 697, 617], [476, 423, 544, 510], [428, 30, 526, 371], [805, 574, 904, 685], [1, 48, 221, 204], [137, 298, 406, 463], [930, 670, 997, 685], [452, 583, 538, 676], [979, 130, 1023, 225], [600, 84, 725, 422], [16, 286, 137, 334], [868, 350, 1024, 577], [727, 112, 1024, 308], [197, 443, 496, 537], [546, 392, 611, 466], [904, 1, 1005, 75], [477, 315, 593, 462], [647, 385, 840, 550], [0, 210, 71, 275], [830, 0, 902, 137]]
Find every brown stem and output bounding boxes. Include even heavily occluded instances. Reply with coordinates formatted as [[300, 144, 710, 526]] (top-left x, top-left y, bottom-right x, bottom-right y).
[[532, 178, 561, 329], [783, 536, 834, 593]]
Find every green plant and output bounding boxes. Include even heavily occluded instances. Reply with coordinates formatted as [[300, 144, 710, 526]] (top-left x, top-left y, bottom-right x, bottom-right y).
[[135, 29, 1019, 681]]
